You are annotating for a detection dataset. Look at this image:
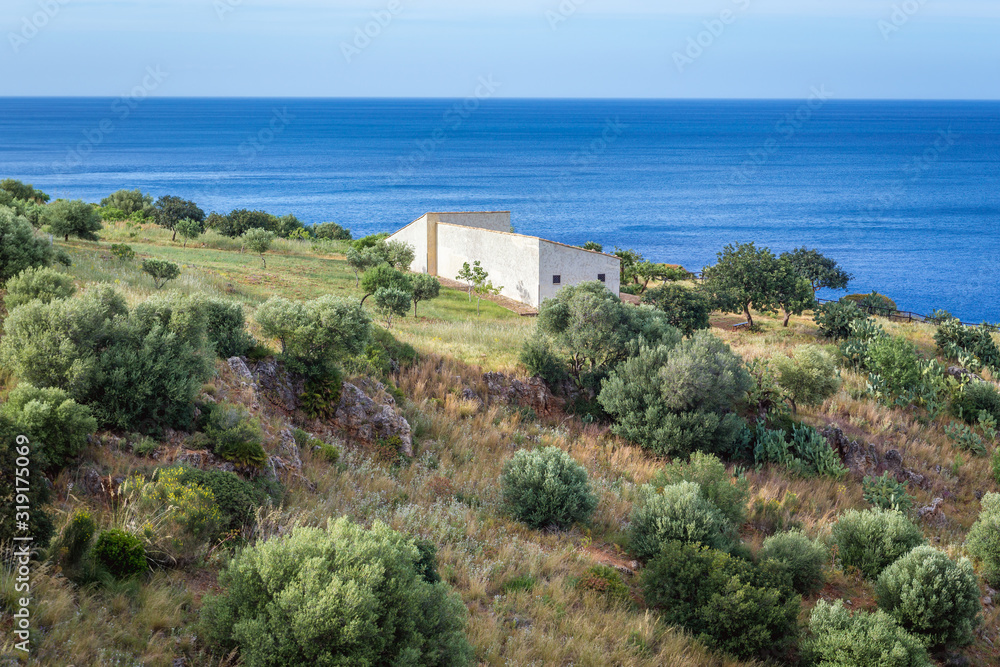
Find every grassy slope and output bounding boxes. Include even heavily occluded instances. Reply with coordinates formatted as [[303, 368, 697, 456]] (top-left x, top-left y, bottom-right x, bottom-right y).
[[3, 229, 998, 666]]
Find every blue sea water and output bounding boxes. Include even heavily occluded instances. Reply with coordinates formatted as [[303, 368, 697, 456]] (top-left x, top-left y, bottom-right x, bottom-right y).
[[0, 97, 998, 321]]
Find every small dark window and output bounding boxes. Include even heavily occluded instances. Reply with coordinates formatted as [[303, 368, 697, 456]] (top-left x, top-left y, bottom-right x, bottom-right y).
[[597, 274, 606, 283], [552, 275, 561, 285]]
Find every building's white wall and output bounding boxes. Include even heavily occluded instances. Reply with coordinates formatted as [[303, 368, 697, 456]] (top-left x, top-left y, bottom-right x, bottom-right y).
[[537, 240, 621, 304], [429, 211, 510, 233], [387, 215, 429, 273], [437, 223, 541, 306]]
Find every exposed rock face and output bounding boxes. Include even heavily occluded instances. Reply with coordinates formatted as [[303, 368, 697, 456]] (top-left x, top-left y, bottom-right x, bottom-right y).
[[821, 425, 927, 489], [481, 372, 562, 416], [333, 382, 413, 456], [246, 357, 304, 413]]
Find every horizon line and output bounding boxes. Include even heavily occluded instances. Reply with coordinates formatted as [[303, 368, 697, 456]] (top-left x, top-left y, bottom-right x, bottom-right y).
[[1, 95, 999, 103]]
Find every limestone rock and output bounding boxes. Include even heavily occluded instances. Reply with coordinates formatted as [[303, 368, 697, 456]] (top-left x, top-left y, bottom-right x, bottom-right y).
[[247, 357, 304, 413], [482, 372, 562, 416], [275, 427, 303, 472], [333, 382, 413, 456]]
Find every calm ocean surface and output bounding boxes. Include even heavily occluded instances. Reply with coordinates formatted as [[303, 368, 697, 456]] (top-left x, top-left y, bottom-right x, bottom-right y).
[[0, 98, 997, 321]]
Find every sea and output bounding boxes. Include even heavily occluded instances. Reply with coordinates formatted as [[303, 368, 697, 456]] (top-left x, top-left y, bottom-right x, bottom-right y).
[[0, 97, 997, 322]]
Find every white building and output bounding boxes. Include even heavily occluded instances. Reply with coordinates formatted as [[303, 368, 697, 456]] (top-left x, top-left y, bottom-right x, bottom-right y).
[[387, 211, 621, 309]]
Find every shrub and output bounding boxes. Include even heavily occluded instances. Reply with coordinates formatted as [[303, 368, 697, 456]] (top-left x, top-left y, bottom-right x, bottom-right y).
[[814, 300, 869, 340], [757, 531, 828, 595], [141, 258, 181, 289], [832, 509, 926, 579], [100, 188, 153, 216], [0, 383, 97, 472], [519, 334, 568, 387], [935, 316, 1000, 374], [641, 540, 800, 660], [43, 198, 102, 242], [124, 468, 222, 562], [772, 345, 841, 413], [875, 545, 981, 648], [845, 292, 897, 316], [92, 529, 147, 579], [599, 332, 752, 457], [629, 481, 737, 559], [242, 228, 275, 268], [175, 218, 204, 246], [752, 422, 847, 478], [374, 287, 411, 328], [204, 402, 266, 467], [951, 381, 1000, 424], [0, 205, 57, 282], [866, 335, 924, 399], [57, 510, 97, 567], [649, 452, 750, 527], [172, 466, 269, 531], [0, 416, 55, 546], [109, 243, 136, 262], [501, 446, 598, 529], [863, 472, 915, 513], [299, 373, 344, 420], [410, 273, 441, 316], [200, 518, 473, 666], [4, 266, 75, 308], [803, 599, 932, 667], [313, 221, 351, 240], [965, 492, 1000, 587], [200, 297, 254, 358], [641, 283, 711, 337]]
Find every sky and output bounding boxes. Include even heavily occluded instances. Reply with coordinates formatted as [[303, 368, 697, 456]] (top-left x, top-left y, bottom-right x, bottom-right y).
[[2, 0, 998, 99]]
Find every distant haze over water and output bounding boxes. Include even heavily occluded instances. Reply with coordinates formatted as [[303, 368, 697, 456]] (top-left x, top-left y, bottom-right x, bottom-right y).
[[1, 97, 997, 321]]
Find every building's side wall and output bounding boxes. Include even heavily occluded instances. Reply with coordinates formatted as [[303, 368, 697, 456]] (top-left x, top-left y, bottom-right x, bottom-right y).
[[387, 215, 429, 273], [537, 240, 621, 304], [436, 223, 541, 306], [429, 211, 510, 233]]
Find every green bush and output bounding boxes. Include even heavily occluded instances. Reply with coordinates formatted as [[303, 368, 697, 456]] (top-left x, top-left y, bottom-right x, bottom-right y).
[[814, 300, 870, 340], [200, 518, 473, 667], [832, 509, 925, 579], [866, 335, 924, 399], [204, 402, 266, 467], [641, 540, 800, 660], [519, 334, 568, 387], [951, 381, 1000, 424], [501, 446, 598, 530], [57, 510, 96, 567], [757, 530, 828, 595], [92, 529, 147, 579], [875, 545, 981, 648], [752, 422, 847, 478], [649, 452, 749, 527], [109, 243, 136, 262], [0, 287, 215, 431], [373, 287, 411, 328], [4, 266, 75, 308], [803, 599, 932, 667], [141, 258, 181, 289], [844, 292, 897, 316], [935, 316, 1000, 374], [641, 283, 711, 337], [599, 332, 752, 457], [43, 198, 102, 242], [965, 492, 1000, 587], [172, 466, 269, 531], [0, 383, 97, 472], [629, 481, 737, 560], [0, 205, 57, 283], [0, 416, 54, 546], [200, 297, 254, 358], [772, 345, 841, 413], [863, 472, 915, 513], [313, 221, 352, 240]]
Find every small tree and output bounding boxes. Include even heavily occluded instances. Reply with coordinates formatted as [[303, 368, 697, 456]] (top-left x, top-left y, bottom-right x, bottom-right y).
[[471, 265, 501, 316], [772, 345, 841, 413], [831, 508, 926, 580], [313, 221, 351, 240], [142, 258, 181, 289], [0, 206, 58, 283], [374, 287, 411, 328], [345, 246, 382, 286], [455, 261, 476, 301], [629, 481, 737, 559], [153, 195, 205, 241], [361, 264, 411, 306], [702, 242, 785, 328], [43, 199, 103, 242], [100, 189, 153, 216], [411, 273, 441, 316], [242, 228, 275, 268], [175, 218, 204, 247], [383, 239, 415, 271], [613, 247, 644, 284], [641, 283, 711, 337], [781, 247, 853, 294], [773, 259, 816, 326], [582, 241, 603, 252], [0, 383, 97, 472]]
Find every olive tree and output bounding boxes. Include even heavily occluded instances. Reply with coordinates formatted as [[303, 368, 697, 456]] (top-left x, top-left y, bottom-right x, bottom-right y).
[[242, 228, 275, 268], [345, 245, 383, 286], [361, 264, 411, 306], [141, 258, 181, 289], [43, 199, 103, 242], [153, 195, 205, 240], [3, 266, 75, 308], [175, 218, 204, 247], [410, 273, 441, 316], [374, 287, 411, 328], [641, 283, 711, 336], [0, 206, 57, 282], [772, 345, 841, 413]]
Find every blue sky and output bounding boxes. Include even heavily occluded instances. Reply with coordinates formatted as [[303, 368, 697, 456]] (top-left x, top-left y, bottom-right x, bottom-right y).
[[2, 0, 998, 98]]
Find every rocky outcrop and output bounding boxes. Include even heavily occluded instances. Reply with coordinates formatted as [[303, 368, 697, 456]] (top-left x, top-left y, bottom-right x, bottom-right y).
[[246, 357, 305, 413], [821, 425, 927, 488], [482, 372, 562, 416], [332, 382, 413, 456]]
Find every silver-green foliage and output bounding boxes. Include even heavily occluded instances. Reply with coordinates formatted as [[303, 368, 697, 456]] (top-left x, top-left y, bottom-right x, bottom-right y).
[[4, 266, 75, 308], [966, 492, 1000, 587], [629, 481, 736, 560], [832, 509, 925, 580], [501, 446, 598, 530], [649, 452, 749, 527], [0, 383, 97, 472], [772, 345, 841, 413], [374, 287, 411, 328], [201, 518, 473, 667], [875, 545, 981, 649], [758, 531, 828, 595], [803, 600, 932, 667], [0, 205, 57, 283]]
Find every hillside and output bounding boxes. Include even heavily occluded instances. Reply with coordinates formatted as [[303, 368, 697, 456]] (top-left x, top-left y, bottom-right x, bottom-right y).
[[2, 218, 999, 666]]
